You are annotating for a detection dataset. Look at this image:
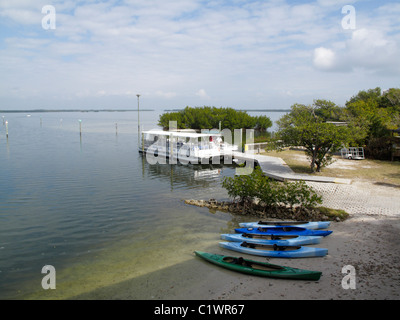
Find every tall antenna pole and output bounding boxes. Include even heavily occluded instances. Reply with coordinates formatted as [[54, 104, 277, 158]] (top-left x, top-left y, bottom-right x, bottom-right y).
[[137, 94, 141, 145]]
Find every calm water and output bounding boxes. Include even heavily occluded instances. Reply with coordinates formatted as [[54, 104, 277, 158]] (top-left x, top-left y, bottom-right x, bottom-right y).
[[0, 110, 286, 299]]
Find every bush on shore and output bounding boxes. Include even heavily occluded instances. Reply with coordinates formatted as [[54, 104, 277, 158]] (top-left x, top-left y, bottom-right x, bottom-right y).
[[222, 166, 323, 211]]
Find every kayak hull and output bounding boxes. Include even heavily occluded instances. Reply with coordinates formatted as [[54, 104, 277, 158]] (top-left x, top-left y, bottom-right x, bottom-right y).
[[220, 233, 322, 246], [235, 226, 332, 237], [239, 221, 330, 230], [194, 251, 322, 280], [219, 242, 328, 258]]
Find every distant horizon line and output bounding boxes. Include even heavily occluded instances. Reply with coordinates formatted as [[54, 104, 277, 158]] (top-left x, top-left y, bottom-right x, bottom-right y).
[[0, 108, 291, 114], [0, 109, 155, 113], [163, 108, 291, 112]]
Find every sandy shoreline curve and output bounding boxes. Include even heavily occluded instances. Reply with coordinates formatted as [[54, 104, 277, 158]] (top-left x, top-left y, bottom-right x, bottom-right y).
[[73, 179, 400, 300]]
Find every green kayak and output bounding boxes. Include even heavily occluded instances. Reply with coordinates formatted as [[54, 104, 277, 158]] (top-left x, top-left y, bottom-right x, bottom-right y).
[[194, 251, 322, 281]]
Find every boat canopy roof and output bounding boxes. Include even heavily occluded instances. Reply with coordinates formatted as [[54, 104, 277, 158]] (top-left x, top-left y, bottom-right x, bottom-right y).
[[142, 129, 221, 138]]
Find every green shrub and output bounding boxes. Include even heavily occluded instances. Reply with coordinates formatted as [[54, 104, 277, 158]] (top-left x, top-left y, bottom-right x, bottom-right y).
[[222, 167, 322, 209]]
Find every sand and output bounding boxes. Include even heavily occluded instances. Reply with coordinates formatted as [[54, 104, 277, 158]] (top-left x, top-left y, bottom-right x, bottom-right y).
[[74, 179, 400, 300]]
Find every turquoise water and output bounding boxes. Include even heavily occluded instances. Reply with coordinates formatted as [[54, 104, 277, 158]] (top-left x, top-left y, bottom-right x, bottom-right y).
[[0, 110, 285, 299]]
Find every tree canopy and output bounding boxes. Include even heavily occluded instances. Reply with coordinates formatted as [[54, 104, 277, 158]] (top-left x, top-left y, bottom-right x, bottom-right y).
[[158, 106, 272, 132], [277, 87, 400, 165], [277, 102, 354, 172], [343, 87, 400, 142]]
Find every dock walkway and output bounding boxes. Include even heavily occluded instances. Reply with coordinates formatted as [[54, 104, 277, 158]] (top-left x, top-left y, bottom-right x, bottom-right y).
[[232, 152, 352, 185]]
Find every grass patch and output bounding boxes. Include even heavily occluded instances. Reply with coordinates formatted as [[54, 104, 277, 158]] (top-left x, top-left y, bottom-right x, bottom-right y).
[[315, 206, 349, 221]]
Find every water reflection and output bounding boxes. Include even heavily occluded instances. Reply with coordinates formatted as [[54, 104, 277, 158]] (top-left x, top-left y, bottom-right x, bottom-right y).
[[141, 153, 235, 191]]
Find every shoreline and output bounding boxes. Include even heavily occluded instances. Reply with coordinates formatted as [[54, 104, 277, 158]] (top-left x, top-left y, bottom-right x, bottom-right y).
[[73, 179, 400, 300]]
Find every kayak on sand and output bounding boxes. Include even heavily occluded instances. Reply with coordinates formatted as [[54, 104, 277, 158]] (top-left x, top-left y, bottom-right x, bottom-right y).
[[219, 241, 328, 258], [235, 226, 332, 237], [220, 233, 323, 246], [239, 221, 330, 230], [194, 251, 322, 280]]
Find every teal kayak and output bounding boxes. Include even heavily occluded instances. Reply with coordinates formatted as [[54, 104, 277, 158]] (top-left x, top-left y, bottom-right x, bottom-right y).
[[194, 251, 322, 280]]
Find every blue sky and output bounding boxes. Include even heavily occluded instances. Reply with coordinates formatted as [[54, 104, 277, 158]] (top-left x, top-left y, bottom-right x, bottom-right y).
[[0, 0, 399, 111]]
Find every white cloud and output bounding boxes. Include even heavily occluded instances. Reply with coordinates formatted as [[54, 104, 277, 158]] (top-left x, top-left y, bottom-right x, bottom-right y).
[[195, 89, 209, 99], [0, 0, 399, 110], [313, 47, 336, 70], [313, 28, 400, 74]]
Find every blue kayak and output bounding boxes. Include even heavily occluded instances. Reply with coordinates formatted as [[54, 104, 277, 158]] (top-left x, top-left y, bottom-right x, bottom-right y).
[[219, 241, 328, 258], [239, 221, 330, 230], [235, 226, 332, 237], [220, 233, 323, 246]]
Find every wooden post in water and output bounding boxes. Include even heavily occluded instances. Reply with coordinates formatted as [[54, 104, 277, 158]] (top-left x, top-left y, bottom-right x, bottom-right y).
[[79, 119, 82, 136], [115, 122, 118, 135]]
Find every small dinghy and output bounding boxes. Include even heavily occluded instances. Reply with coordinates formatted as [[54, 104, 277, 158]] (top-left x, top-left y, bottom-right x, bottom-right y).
[[235, 226, 332, 237], [220, 233, 322, 246], [219, 241, 328, 258], [239, 221, 330, 230], [194, 251, 322, 280]]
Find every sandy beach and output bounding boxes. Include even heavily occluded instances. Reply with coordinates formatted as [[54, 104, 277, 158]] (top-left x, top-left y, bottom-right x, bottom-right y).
[[74, 178, 400, 300]]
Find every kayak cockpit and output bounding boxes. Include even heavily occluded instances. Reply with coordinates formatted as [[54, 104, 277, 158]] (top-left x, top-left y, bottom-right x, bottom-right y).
[[223, 257, 284, 271], [240, 242, 301, 251]]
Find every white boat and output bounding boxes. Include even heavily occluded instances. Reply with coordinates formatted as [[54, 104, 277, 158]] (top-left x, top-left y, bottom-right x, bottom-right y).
[[139, 129, 238, 164]]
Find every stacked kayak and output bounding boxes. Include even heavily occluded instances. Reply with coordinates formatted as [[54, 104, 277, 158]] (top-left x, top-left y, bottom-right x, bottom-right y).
[[220, 233, 322, 246], [235, 226, 332, 237], [195, 220, 333, 280], [219, 241, 328, 258], [194, 251, 322, 280], [239, 220, 330, 230]]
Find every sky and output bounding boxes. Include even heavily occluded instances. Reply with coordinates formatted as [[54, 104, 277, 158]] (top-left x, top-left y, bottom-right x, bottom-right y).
[[0, 0, 399, 111]]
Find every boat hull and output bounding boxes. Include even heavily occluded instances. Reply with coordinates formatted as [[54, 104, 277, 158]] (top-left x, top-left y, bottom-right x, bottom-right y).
[[235, 226, 332, 237], [239, 221, 330, 230], [219, 242, 328, 258], [220, 233, 322, 246], [194, 251, 322, 280]]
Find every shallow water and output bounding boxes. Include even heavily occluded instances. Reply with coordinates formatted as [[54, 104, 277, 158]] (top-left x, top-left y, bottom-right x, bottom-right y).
[[0, 110, 287, 299], [0, 111, 246, 299]]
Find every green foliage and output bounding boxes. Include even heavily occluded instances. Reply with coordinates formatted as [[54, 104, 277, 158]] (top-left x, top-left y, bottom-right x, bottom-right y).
[[341, 87, 400, 159], [276, 102, 354, 172], [221, 171, 257, 205], [222, 167, 322, 209], [343, 98, 392, 141], [316, 206, 349, 221], [346, 87, 382, 106], [282, 180, 323, 209], [158, 106, 272, 132], [275, 87, 400, 162], [313, 99, 344, 121]]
